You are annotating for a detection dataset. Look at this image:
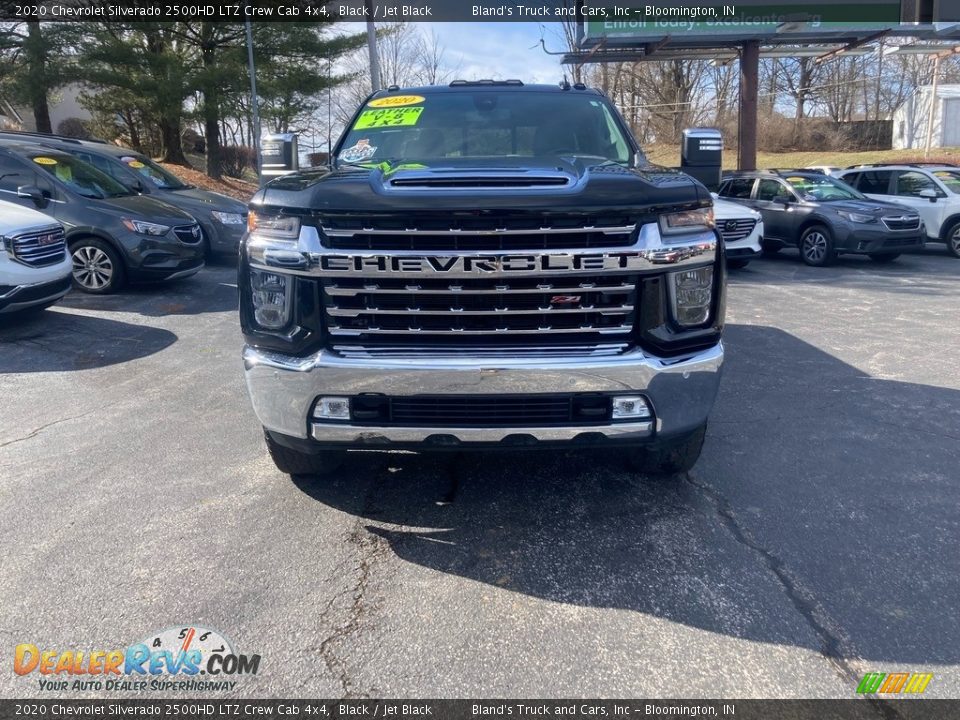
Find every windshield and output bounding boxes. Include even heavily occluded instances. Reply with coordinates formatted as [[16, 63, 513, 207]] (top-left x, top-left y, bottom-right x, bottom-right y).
[[29, 153, 132, 199], [336, 91, 634, 167], [119, 154, 189, 190], [933, 170, 960, 194], [783, 174, 864, 201]]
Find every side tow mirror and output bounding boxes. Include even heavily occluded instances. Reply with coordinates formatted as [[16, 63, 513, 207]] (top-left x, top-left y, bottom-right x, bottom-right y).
[[17, 185, 48, 209]]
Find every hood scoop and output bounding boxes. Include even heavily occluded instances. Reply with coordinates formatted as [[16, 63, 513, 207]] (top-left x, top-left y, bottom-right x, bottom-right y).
[[386, 169, 572, 189]]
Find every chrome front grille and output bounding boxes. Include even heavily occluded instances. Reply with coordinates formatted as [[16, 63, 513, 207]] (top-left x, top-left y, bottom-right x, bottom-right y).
[[718, 218, 757, 243], [10, 226, 66, 267], [882, 215, 921, 231], [321, 275, 637, 346], [318, 214, 640, 251], [173, 224, 202, 243]]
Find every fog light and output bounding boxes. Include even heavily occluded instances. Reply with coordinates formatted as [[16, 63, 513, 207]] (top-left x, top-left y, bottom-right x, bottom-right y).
[[612, 395, 651, 420], [669, 266, 714, 327], [250, 269, 292, 329], [313, 397, 351, 421]]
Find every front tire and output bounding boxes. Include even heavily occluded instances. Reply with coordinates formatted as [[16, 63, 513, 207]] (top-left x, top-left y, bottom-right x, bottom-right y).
[[799, 225, 836, 267], [868, 253, 900, 263], [945, 221, 960, 258], [70, 238, 126, 294], [264, 429, 346, 476], [760, 240, 781, 255], [622, 424, 707, 476]]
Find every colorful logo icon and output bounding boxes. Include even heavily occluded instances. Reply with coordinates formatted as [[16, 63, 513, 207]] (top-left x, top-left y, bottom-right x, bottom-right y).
[[856, 672, 933, 694]]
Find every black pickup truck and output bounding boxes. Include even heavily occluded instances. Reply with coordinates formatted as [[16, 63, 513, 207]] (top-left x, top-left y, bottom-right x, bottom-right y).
[[240, 81, 725, 477]]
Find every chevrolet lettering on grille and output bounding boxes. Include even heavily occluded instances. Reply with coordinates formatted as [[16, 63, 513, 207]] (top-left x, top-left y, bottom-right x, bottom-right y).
[[310, 249, 711, 277]]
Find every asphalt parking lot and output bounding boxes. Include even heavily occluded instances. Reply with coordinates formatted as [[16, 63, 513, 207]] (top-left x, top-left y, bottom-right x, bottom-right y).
[[1, 247, 958, 699]]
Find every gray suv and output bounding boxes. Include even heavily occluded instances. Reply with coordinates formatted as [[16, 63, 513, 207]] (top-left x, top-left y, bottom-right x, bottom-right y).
[[0, 131, 248, 258], [717, 170, 924, 266], [0, 140, 203, 294]]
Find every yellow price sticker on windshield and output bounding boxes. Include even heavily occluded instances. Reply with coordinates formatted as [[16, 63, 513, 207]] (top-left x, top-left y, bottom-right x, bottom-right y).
[[354, 106, 424, 130], [368, 95, 424, 108], [33, 156, 58, 165], [127, 160, 146, 168]]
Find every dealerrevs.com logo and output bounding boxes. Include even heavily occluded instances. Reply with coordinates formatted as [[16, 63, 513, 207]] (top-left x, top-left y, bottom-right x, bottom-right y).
[[14, 626, 260, 692]]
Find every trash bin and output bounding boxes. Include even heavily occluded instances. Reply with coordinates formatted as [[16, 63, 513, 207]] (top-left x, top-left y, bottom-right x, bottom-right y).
[[680, 128, 722, 191], [260, 133, 299, 180]]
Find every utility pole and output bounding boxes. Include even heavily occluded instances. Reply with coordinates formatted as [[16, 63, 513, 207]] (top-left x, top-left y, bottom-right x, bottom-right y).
[[365, 0, 381, 92], [738, 41, 760, 171], [924, 54, 941, 158], [245, 16, 263, 187]]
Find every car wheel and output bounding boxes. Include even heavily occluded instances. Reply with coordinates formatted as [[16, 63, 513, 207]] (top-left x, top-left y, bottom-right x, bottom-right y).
[[70, 238, 126, 294], [264, 429, 346, 477], [622, 423, 707, 477], [799, 226, 836, 267], [946, 222, 960, 258], [868, 253, 900, 263], [727, 258, 750, 269]]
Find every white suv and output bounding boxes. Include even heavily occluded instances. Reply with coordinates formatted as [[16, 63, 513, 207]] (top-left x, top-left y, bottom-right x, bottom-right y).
[[836, 164, 960, 257], [712, 195, 763, 269], [0, 199, 72, 315]]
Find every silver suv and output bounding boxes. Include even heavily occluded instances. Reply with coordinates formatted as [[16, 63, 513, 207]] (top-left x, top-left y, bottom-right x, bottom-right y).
[[836, 164, 960, 258]]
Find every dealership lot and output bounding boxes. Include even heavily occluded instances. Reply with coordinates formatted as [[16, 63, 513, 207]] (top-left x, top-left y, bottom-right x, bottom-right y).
[[1, 250, 958, 698]]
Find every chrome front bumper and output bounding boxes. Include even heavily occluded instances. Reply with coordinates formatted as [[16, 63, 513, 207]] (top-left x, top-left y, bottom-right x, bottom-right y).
[[243, 343, 723, 447]]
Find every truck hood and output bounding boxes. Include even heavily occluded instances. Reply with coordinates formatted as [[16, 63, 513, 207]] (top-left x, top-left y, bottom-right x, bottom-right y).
[[250, 157, 709, 214], [0, 198, 62, 233]]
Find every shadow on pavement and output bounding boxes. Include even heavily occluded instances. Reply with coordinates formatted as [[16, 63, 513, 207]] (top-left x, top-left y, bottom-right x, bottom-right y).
[[0, 307, 177, 373], [58, 268, 238, 317], [289, 323, 960, 666]]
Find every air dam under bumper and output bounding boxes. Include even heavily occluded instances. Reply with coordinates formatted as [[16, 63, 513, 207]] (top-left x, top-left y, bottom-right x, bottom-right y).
[[243, 343, 723, 448]]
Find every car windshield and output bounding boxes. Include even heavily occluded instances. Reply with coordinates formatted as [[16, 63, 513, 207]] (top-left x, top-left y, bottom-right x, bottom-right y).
[[783, 175, 864, 201], [932, 170, 960, 194], [119, 154, 189, 190], [29, 152, 132, 199], [336, 90, 634, 167]]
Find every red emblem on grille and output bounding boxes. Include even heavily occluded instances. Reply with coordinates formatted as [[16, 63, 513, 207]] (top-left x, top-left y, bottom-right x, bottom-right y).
[[550, 295, 581, 305], [37, 234, 57, 246]]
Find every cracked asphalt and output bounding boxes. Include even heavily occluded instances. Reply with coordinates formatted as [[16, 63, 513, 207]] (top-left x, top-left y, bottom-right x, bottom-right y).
[[1, 247, 958, 699]]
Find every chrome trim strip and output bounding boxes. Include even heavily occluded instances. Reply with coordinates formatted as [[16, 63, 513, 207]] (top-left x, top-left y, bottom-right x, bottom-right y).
[[330, 343, 630, 359], [164, 262, 205, 281], [327, 324, 634, 336], [320, 224, 637, 237], [326, 305, 634, 317], [308, 421, 654, 444], [323, 282, 635, 296]]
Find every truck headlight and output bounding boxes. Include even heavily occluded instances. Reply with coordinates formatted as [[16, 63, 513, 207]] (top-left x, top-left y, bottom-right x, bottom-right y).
[[669, 266, 714, 327], [122, 218, 170, 236], [248, 211, 300, 240], [659, 207, 714, 236], [250, 269, 292, 329], [836, 210, 875, 224]]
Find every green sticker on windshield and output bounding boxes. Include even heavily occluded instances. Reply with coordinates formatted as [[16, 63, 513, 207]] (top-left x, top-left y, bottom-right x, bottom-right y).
[[353, 106, 424, 130]]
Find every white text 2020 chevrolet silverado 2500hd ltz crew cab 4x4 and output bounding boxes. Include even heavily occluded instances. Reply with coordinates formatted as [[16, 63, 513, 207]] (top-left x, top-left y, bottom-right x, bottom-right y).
[[240, 82, 726, 478]]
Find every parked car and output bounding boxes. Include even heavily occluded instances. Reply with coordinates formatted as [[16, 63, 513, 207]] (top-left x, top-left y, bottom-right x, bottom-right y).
[[0, 131, 248, 258], [0, 139, 204, 293], [0, 199, 72, 315], [717, 170, 923, 266], [711, 194, 763, 269], [835, 163, 960, 258]]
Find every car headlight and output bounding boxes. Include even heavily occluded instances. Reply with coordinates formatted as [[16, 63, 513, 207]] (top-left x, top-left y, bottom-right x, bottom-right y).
[[248, 211, 300, 240], [836, 210, 876, 224], [659, 207, 714, 236], [122, 218, 170, 236], [669, 266, 714, 327], [212, 211, 245, 225], [250, 269, 293, 330]]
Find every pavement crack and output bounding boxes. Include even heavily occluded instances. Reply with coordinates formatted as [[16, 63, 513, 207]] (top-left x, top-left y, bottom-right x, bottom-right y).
[[0, 410, 97, 449], [315, 479, 390, 699]]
